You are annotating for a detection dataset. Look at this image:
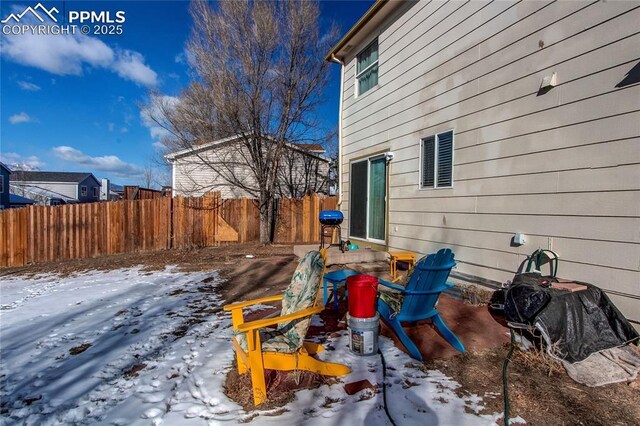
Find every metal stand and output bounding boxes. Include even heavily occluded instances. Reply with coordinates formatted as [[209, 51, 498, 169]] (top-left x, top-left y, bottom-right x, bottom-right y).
[[320, 224, 344, 253]]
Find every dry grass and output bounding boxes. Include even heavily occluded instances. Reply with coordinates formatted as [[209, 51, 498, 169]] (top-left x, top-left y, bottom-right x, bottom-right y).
[[460, 284, 493, 306], [224, 361, 339, 411], [514, 344, 564, 377]]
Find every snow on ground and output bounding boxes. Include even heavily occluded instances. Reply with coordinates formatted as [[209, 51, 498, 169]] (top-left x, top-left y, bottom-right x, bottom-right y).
[[0, 267, 503, 425]]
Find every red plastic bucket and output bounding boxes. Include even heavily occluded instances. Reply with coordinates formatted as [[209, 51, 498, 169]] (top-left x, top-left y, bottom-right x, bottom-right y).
[[347, 274, 379, 318]]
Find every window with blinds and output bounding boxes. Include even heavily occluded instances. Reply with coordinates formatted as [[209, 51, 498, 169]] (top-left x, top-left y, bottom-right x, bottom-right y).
[[421, 130, 454, 188], [356, 38, 378, 96]]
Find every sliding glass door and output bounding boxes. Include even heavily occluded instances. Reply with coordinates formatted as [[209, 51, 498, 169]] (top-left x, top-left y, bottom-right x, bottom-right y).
[[349, 156, 387, 242]]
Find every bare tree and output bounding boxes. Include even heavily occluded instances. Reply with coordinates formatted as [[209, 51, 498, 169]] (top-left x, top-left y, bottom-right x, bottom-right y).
[[145, 0, 337, 243]]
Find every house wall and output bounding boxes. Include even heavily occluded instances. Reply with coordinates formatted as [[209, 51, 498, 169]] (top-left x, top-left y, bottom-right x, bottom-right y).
[[77, 176, 101, 203], [0, 167, 9, 209], [339, 1, 640, 324], [172, 144, 330, 199], [11, 181, 78, 200], [173, 146, 259, 199]]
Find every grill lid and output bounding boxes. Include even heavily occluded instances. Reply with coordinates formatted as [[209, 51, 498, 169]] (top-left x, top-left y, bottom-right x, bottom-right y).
[[319, 210, 343, 224]]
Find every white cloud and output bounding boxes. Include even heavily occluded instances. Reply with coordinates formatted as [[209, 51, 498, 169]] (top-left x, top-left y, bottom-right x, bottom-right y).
[[52, 146, 143, 178], [140, 95, 179, 141], [0, 152, 45, 170], [9, 112, 33, 124], [1, 31, 113, 75], [152, 141, 167, 150], [113, 50, 158, 87], [17, 80, 41, 91], [1, 11, 157, 87]]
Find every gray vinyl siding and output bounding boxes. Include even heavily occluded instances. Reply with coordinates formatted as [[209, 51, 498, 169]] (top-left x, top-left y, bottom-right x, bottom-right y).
[[0, 167, 9, 209], [19, 182, 78, 200], [339, 1, 640, 323], [77, 176, 101, 203]]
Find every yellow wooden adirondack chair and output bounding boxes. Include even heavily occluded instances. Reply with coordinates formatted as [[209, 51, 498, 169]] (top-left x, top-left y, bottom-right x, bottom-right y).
[[223, 250, 350, 406]]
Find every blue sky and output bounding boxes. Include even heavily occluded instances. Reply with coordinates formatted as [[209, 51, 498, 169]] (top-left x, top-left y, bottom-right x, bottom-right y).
[[0, 0, 373, 185]]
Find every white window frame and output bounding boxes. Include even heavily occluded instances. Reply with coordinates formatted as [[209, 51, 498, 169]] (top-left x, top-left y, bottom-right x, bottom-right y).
[[81, 185, 88, 196], [349, 154, 387, 245], [355, 38, 379, 98], [419, 129, 455, 190]]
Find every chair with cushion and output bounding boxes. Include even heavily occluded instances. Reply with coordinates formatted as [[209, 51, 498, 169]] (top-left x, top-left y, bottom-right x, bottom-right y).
[[377, 248, 465, 361], [223, 250, 350, 405]]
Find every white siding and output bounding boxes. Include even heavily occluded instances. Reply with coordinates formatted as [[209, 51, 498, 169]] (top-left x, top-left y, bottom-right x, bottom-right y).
[[172, 144, 329, 199], [339, 1, 640, 323]]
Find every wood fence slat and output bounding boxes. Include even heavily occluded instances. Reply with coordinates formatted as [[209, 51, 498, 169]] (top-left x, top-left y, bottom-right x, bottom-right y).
[[0, 193, 335, 267]]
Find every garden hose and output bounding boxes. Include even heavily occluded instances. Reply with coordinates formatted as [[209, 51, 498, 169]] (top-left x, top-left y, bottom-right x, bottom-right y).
[[503, 328, 516, 426], [378, 349, 397, 426]]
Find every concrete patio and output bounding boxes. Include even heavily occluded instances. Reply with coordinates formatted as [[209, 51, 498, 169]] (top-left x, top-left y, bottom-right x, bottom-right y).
[[294, 244, 389, 265]]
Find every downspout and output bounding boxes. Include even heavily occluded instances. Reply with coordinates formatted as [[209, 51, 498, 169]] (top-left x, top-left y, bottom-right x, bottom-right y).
[[329, 54, 345, 209]]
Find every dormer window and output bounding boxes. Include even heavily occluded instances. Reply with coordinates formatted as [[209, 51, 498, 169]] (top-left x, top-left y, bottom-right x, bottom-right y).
[[356, 38, 378, 96]]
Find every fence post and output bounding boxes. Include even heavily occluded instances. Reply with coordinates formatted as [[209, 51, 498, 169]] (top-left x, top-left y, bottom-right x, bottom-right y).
[[241, 197, 247, 243]]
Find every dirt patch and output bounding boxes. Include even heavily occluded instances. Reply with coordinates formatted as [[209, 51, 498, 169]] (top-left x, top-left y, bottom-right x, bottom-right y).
[[124, 363, 147, 378], [224, 363, 338, 411], [427, 345, 640, 425], [69, 343, 92, 355], [218, 255, 298, 304], [0, 243, 294, 279]]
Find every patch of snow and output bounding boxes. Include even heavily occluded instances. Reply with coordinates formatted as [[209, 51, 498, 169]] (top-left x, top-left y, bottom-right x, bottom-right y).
[[0, 266, 508, 425]]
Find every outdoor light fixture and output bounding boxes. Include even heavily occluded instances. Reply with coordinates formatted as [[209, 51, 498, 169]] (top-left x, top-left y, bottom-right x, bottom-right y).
[[384, 151, 395, 161]]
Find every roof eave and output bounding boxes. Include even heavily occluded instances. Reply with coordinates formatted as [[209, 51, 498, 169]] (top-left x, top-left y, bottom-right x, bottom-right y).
[[324, 0, 388, 62]]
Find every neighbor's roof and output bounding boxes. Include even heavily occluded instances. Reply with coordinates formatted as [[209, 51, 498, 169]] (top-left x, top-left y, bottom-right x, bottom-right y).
[[0, 161, 12, 173], [324, 0, 405, 62], [165, 135, 330, 162], [9, 193, 35, 205], [11, 170, 98, 184]]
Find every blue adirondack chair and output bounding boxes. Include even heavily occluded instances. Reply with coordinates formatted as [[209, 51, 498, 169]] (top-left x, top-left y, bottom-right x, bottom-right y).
[[377, 248, 465, 361], [323, 269, 359, 310]]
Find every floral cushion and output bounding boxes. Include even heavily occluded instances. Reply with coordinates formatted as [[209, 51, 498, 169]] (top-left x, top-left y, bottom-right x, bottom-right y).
[[379, 287, 404, 314], [234, 329, 298, 353], [234, 251, 324, 353], [379, 260, 418, 314]]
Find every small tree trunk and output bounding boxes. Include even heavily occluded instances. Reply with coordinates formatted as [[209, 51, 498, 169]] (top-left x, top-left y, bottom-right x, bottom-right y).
[[259, 195, 274, 244]]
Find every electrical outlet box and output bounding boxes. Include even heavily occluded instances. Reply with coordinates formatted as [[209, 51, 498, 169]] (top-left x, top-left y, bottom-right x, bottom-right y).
[[513, 233, 526, 245]]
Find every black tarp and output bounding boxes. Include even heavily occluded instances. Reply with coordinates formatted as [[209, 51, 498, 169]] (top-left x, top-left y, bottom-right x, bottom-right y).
[[534, 285, 639, 363]]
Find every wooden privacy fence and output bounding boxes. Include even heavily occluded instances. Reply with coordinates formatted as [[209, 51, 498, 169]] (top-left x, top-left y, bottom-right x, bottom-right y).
[[0, 193, 336, 268]]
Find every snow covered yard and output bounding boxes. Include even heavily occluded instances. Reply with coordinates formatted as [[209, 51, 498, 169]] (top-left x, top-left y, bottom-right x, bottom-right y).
[[0, 266, 502, 425]]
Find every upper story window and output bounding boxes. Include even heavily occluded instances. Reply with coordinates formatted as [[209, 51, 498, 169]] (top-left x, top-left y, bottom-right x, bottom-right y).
[[356, 38, 378, 96], [421, 130, 454, 189], [0, 175, 4, 193], [93, 187, 99, 197], [81, 185, 87, 196]]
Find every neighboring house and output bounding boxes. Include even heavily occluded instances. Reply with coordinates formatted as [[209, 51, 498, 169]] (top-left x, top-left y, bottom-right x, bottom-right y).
[[10, 184, 78, 206], [326, 1, 640, 326], [166, 135, 331, 198], [0, 162, 11, 209], [11, 171, 101, 205]]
